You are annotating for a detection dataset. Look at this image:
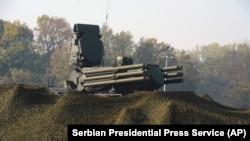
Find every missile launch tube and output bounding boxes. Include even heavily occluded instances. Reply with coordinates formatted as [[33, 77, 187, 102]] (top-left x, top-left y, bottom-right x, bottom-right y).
[[84, 76, 146, 87], [83, 63, 145, 76], [83, 70, 145, 81]]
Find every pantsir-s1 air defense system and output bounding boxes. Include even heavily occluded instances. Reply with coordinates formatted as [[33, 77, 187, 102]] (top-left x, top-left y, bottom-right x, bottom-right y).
[[64, 24, 183, 95]]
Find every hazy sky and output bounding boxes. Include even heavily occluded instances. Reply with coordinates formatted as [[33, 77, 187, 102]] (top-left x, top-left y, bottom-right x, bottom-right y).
[[1, 0, 250, 50]]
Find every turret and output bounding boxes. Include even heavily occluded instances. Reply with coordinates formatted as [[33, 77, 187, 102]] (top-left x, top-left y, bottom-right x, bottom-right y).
[[65, 23, 183, 94]]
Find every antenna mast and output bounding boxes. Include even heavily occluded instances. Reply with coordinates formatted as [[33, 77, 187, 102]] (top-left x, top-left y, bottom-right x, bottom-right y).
[[101, 0, 110, 67], [105, 0, 110, 24]]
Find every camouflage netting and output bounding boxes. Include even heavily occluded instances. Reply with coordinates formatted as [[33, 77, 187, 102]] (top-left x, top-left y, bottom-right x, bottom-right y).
[[0, 84, 250, 141]]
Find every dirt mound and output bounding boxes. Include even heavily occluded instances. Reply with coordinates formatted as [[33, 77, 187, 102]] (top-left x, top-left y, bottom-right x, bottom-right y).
[[0, 84, 250, 141]]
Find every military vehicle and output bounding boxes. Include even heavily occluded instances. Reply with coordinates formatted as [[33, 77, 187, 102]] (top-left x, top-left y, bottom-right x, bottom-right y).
[[64, 23, 183, 95]]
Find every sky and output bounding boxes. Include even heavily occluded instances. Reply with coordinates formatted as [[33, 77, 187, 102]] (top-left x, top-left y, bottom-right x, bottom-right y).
[[0, 0, 250, 51]]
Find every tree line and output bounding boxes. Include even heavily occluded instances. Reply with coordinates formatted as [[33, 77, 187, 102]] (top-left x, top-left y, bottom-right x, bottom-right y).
[[0, 15, 249, 108]]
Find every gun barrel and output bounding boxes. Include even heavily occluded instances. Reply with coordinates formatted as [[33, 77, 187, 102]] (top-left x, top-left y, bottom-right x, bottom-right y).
[[163, 72, 183, 78], [161, 65, 182, 72], [164, 78, 183, 84]]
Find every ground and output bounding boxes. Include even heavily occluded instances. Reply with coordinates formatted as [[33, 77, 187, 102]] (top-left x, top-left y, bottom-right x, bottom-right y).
[[0, 84, 250, 140]]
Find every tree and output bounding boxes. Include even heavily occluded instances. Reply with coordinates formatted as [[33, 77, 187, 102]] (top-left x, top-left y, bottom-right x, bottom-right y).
[[112, 31, 134, 57], [173, 50, 200, 92], [100, 23, 135, 66], [133, 38, 157, 64], [0, 19, 4, 46], [10, 68, 38, 84], [50, 44, 71, 87], [0, 20, 43, 84], [100, 23, 114, 66], [133, 37, 174, 65], [190, 42, 250, 108], [34, 15, 72, 86], [34, 15, 72, 54], [155, 41, 175, 67]]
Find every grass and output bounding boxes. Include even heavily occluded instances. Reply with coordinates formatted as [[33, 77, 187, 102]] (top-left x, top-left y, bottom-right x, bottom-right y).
[[0, 84, 249, 140]]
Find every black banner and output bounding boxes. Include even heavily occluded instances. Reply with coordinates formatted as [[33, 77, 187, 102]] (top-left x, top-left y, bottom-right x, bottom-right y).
[[68, 125, 249, 140]]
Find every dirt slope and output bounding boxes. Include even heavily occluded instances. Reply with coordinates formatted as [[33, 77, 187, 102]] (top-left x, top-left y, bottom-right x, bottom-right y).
[[0, 84, 250, 140]]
